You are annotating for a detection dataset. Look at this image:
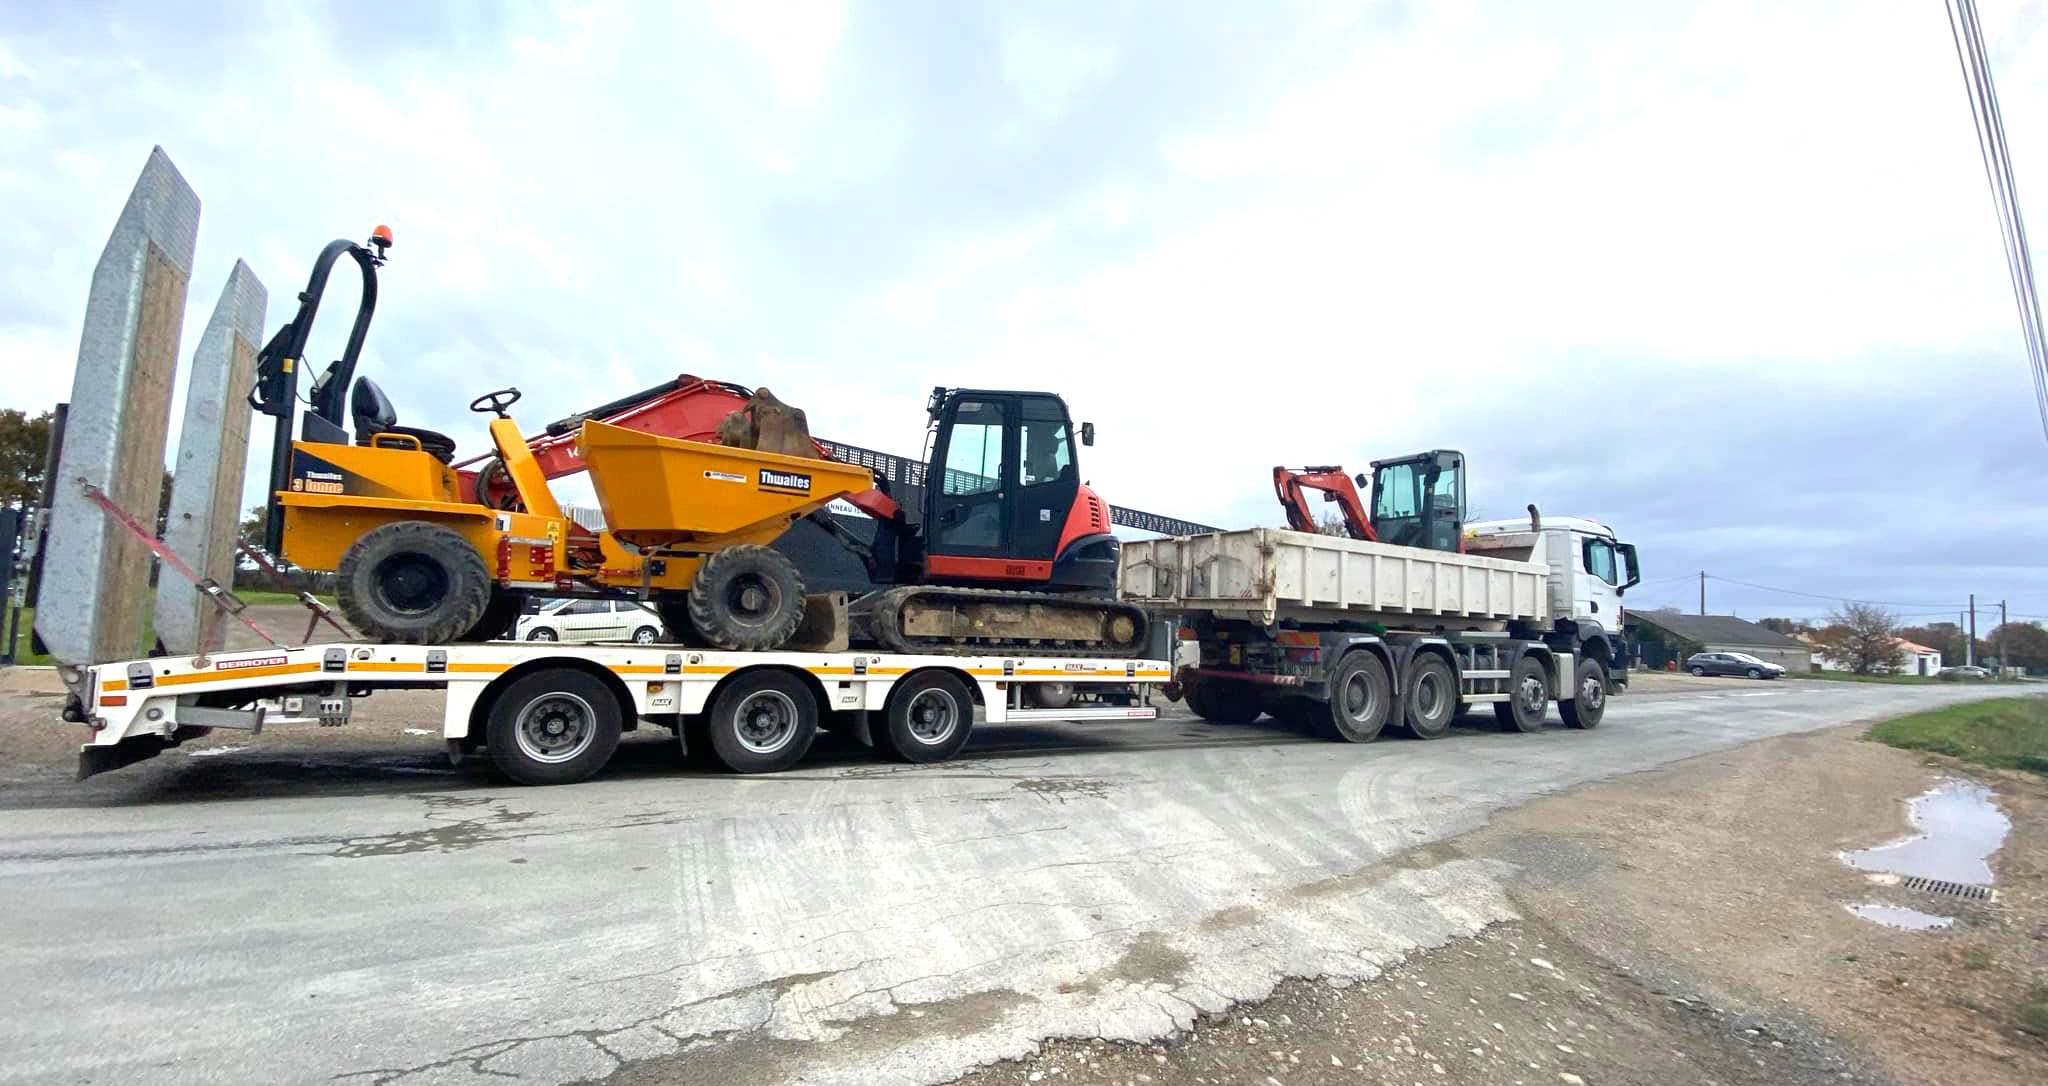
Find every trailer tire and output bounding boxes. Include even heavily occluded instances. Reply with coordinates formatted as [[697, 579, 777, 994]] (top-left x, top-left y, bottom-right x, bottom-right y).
[[1492, 654, 1548, 733], [485, 668, 623, 785], [1559, 657, 1608, 729], [706, 670, 818, 773], [1186, 678, 1260, 725], [876, 670, 974, 763], [1267, 697, 1315, 732], [1313, 652, 1391, 743], [336, 520, 492, 645], [1399, 654, 1456, 739], [687, 545, 807, 651]]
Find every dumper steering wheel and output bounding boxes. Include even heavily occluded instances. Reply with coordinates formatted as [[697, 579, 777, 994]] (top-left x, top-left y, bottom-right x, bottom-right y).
[[470, 388, 522, 418]]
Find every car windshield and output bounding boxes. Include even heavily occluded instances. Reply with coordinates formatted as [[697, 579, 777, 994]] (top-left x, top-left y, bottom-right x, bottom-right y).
[[1729, 653, 1762, 664]]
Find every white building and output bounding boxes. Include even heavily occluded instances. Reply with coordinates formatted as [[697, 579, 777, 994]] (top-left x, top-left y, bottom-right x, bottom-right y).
[[1809, 636, 1942, 676]]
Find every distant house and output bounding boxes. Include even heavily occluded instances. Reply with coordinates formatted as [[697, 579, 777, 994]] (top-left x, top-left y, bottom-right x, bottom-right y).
[[1809, 636, 1942, 677], [1626, 611, 1815, 672]]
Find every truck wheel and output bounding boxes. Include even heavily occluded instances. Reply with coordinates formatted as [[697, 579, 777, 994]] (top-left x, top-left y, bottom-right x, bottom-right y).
[[875, 670, 974, 763], [1559, 657, 1608, 729], [1399, 654, 1456, 739], [485, 668, 623, 785], [706, 670, 818, 772], [459, 587, 526, 642], [1186, 678, 1260, 725], [687, 545, 807, 651], [1312, 651, 1390, 742], [336, 520, 492, 644], [1267, 697, 1315, 731], [1492, 655, 1548, 733]]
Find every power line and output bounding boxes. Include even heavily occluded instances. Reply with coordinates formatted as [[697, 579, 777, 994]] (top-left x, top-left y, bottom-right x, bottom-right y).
[[1701, 573, 1966, 610], [1943, 0, 2048, 444]]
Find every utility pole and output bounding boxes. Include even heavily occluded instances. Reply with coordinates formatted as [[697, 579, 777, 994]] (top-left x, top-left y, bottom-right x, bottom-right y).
[[1968, 593, 1977, 667], [2000, 599, 2008, 677], [1699, 570, 1706, 616]]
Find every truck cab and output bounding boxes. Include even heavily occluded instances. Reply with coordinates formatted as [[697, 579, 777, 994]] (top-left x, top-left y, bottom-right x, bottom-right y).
[[1463, 514, 1640, 674]]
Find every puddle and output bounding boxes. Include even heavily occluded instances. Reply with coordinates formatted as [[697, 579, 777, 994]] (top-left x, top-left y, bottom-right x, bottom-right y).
[[1844, 903, 1954, 931], [1840, 780, 2010, 885]]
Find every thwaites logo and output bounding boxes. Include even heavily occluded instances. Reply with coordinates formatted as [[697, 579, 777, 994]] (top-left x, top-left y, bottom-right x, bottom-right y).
[[757, 468, 811, 494], [294, 469, 346, 495], [216, 654, 288, 671]]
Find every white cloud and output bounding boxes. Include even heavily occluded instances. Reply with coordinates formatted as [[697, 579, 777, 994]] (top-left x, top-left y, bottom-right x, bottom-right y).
[[1000, 21, 1117, 123], [707, 0, 846, 105]]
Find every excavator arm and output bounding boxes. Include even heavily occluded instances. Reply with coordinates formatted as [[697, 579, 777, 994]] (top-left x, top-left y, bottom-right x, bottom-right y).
[[1272, 466, 1375, 541]]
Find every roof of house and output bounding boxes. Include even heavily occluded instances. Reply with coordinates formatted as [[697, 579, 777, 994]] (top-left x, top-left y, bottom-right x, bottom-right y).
[[1628, 611, 1812, 651], [1895, 638, 1941, 655]]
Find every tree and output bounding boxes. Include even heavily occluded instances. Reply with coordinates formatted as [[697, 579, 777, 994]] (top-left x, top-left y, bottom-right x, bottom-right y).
[[1758, 617, 1811, 635], [1811, 602, 1906, 674], [239, 506, 270, 559], [1990, 621, 2048, 673], [0, 408, 53, 508]]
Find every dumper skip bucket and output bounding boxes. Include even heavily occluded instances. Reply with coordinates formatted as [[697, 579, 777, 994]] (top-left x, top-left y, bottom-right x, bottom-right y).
[[579, 419, 872, 550]]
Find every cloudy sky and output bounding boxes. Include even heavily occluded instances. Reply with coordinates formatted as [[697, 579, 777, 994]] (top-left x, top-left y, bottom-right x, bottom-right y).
[[2, 0, 2044, 625]]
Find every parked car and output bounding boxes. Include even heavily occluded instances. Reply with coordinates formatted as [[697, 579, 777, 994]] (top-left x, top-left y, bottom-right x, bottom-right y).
[[514, 598, 667, 643], [1686, 651, 1785, 679], [1939, 665, 1992, 681]]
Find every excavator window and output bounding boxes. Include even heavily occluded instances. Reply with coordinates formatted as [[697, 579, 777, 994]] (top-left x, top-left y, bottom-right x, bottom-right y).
[[940, 400, 1005, 497], [1019, 415, 1072, 487]]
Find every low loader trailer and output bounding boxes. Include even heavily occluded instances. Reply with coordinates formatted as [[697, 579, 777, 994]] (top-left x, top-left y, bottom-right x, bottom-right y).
[[1120, 518, 1639, 742], [68, 641, 1169, 785]]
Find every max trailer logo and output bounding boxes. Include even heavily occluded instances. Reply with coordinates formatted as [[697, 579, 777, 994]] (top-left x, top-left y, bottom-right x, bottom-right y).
[[757, 468, 811, 494]]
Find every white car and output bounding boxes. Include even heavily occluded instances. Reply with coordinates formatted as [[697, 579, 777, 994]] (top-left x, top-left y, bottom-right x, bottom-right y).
[[514, 598, 668, 644]]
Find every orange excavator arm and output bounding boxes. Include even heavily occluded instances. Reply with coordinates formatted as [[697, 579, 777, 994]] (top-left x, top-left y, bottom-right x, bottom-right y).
[[1273, 465, 1375, 541]]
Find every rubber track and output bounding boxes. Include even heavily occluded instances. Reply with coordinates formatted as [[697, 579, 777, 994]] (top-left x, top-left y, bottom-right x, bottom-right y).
[[859, 585, 1150, 657]]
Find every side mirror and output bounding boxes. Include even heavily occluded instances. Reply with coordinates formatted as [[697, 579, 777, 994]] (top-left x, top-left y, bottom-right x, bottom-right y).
[[1081, 421, 1095, 446], [1353, 472, 1368, 488], [1619, 542, 1642, 592]]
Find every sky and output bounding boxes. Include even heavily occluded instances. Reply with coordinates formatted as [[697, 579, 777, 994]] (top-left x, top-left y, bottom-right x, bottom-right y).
[[2, 0, 2045, 626]]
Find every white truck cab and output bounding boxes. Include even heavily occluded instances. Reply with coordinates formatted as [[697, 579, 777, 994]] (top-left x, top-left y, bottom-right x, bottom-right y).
[[1463, 513, 1641, 657]]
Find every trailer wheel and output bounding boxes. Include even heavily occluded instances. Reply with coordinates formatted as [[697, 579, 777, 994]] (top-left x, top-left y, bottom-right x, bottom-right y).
[[1266, 697, 1315, 732], [1492, 655, 1548, 733], [706, 670, 818, 773], [1399, 654, 1456, 739], [1312, 652, 1391, 742], [1186, 678, 1260, 725], [1559, 657, 1607, 729], [336, 520, 492, 644], [687, 545, 807, 651], [485, 668, 623, 785], [875, 670, 974, 763]]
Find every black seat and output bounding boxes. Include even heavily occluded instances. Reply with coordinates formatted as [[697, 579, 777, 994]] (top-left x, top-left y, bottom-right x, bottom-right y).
[[351, 377, 457, 463]]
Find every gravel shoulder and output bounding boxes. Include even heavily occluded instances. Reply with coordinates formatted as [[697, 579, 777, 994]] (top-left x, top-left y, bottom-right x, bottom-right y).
[[950, 721, 2048, 1086]]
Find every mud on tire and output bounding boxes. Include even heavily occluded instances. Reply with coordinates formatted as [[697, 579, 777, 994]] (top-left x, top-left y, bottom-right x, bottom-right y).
[[687, 545, 806, 651], [336, 520, 492, 644]]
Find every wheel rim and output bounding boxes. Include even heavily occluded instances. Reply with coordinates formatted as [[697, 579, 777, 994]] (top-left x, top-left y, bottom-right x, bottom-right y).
[[1414, 669, 1446, 719], [374, 552, 449, 615], [1748, 669, 1761, 679], [904, 688, 960, 746], [733, 690, 800, 754], [1517, 674, 1546, 714], [1340, 670, 1378, 722], [514, 692, 596, 764], [530, 629, 555, 641], [726, 574, 782, 629], [1581, 669, 1605, 709], [633, 627, 657, 644]]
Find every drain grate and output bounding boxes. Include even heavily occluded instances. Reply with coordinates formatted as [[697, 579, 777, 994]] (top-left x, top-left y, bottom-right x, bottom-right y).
[[1902, 875, 1995, 902]]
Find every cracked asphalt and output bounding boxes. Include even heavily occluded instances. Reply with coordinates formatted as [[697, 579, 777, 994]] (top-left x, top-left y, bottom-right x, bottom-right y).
[[0, 677, 2010, 1085]]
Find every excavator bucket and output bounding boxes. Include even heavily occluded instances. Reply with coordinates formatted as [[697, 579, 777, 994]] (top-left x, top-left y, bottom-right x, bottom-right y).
[[579, 419, 872, 550]]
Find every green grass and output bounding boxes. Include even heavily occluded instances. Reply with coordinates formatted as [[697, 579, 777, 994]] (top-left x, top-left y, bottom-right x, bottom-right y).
[[7, 606, 48, 665], [1799, 670, 1943, 685], [1866, 697, 2048, 775], [232, 589, 336, 606]]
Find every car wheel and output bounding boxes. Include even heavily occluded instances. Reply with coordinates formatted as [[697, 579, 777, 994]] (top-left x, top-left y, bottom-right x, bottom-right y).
[[631, 626, 660, 644], [1689, 665, 1706, 677], [527, 627, 558, 642], [1747, 667, 1763, 679]]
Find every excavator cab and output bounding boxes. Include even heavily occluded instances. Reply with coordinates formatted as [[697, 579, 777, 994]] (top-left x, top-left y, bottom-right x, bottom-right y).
[[1364, 449, 1465, 552], [920, 387, 1116, 591]]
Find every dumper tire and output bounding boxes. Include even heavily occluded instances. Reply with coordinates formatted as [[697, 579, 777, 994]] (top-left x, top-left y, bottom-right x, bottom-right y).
[[485, 668, 623, 785], [705, 669, 818, 773], [1559, 657, 1608, 729], [1399, 654, 1456, 740], [1312, 651, 1390, 743], [460, 587, 527, 642], [1492, 654, 1548, 733], [1186, 677, 1260, 725], [875, 670, 974, 763], [687, 545, 807, 651], [336, 520, 492, 645]]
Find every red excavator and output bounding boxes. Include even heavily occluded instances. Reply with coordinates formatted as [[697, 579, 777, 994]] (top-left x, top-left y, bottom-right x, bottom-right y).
[[1273, 449, 1467, 553]]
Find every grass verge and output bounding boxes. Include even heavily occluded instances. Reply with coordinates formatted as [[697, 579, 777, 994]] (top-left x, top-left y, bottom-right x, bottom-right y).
[[1800, 670, 1943, 685], [1866, 697, 2048, 775]]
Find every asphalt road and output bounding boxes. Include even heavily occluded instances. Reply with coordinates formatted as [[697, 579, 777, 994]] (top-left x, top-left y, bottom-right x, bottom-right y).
[[0, 679, 2012, 1086]]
